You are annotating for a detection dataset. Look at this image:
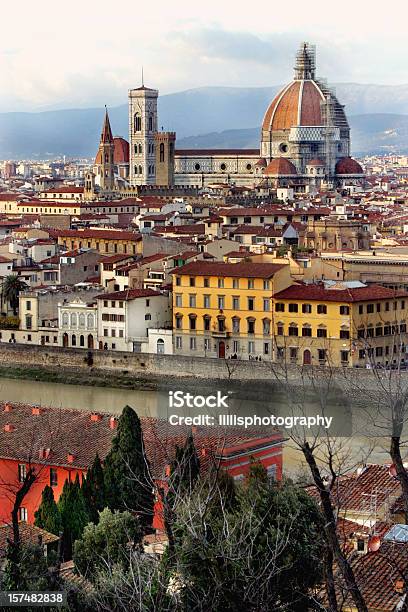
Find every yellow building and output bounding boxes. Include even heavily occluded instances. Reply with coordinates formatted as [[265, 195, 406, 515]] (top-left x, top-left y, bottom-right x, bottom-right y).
[[272, 282, 408, 367], [55, 229, 143, 256], [171, 261, 291, 359]]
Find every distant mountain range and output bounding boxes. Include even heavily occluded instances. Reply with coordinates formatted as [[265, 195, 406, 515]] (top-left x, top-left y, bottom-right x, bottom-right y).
[[2, 85, 408, 158]]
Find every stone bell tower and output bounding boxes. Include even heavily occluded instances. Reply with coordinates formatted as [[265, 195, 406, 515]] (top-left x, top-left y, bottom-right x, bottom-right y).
[[154, 131, 176, 186], [98, 107, 115, 192], [128, 84, 158, 186]]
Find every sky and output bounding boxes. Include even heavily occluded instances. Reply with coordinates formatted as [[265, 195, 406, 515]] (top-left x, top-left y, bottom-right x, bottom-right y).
[[1, 0, 408, 113]]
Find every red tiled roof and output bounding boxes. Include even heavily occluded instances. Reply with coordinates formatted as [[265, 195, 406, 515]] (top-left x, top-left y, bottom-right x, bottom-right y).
[[96, 288, 162, 301], [274, 283, 408, 303], [42, 187, 84, 194], [171, 261, 285, 279], [334, 541, 408, 610], [0, 403, 282, 480], [264, 158, 298, 176], [0, 522, 59, 559], [335, 157, 364, 175]]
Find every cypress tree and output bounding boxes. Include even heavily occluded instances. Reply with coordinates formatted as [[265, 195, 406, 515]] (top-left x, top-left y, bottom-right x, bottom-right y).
[[171, 433, 200, 496], [34, 485, 61, 536], [82, 454, 106, 524], [58, 475, 89, 560], [103, 406, 154, 529]]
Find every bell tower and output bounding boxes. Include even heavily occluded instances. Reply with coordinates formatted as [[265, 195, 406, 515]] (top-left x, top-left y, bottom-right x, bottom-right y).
[[128, 83, 158, 186], [98, 107, 115, 192], [154, 132, 176, 186]]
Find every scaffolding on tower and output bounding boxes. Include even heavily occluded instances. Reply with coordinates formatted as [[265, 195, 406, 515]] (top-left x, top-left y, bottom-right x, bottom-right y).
[[322, 91, 337, 187]]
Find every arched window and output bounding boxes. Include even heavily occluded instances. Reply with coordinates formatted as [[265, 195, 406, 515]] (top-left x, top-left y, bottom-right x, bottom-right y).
[[288, 323, 298, 337], [70, 313, 77, 327], [134, 113, 141, 132], [79, 314, 85, 328], [62, 313, 69, 328], [148, 115, 153, 131], [160, 143, 165, 163], [138, 165, 143, 175], [72, 334, 77, 346], [138, 144, 142, 154], [80, 335, 85, 347], [157, 338, 164, 354]]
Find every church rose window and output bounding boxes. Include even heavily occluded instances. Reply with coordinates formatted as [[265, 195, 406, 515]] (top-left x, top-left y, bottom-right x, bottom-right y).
[[220, 163, 226, 171], [195, 163, 200, 171], [279, 143, 288, 153], [246, 164, 252, 170]]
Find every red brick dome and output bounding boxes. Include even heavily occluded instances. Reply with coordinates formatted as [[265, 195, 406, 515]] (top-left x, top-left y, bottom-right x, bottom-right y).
[[255, 158, 267, 167], [95, 137, 129, 165], [264, 158, 297, 176], [335, 157, 364, 175], [262, 80, 325, 131]]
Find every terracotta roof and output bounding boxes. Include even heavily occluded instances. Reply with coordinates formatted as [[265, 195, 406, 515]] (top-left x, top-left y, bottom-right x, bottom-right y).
[[42, 187, 84, 194], [171, 261, 285, 279], [274, 283, 408, 303], [96, 288, 161, 301], [335, 157, 364, 175], [0, 403, 282, 480], [95, 136, 129, 165], [264, 158, 298, 176], [334, 540, 408, 610], [0, 522, 59, 559]]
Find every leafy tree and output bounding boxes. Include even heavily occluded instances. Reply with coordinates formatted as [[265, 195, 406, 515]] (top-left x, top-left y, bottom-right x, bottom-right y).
[[2, 274, 28, 315], [174, 465, 324, 612], [73, 508, 142, 579], [103, 406, 154, 529], [2, 542, 56, 593], [82, 454, 106, 524], [58, 475, 89, 560], [34, 485, 61, 536]]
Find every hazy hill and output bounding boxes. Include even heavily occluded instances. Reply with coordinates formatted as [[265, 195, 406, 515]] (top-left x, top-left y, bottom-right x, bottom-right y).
[[2, 85, 408, 158]]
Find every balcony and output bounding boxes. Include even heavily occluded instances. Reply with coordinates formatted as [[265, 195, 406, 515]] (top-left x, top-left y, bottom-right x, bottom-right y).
[[211, 329, 230, 338]]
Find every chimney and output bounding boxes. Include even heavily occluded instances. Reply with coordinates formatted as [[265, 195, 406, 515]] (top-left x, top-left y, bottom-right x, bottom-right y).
[[39, 448, 51, 460], [67, 453, 75, 463], [165, 464, 171, 477], [109, 416, 118, 429], [395, 579, 404, 594], [3, 403, 12, 412], [32, 407, 43, 416], [4, 423, 14, 432], [201, 447, 207, 457], [90, 413, 102, 422]]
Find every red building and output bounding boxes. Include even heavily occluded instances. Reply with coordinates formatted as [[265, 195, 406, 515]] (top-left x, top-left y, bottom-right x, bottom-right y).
[[0, 403, 283, 530]]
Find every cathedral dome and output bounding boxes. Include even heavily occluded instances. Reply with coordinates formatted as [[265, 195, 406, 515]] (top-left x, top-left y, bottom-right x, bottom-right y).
[[262, 43, 348, 133], [262, 80, 325, 131], [95, 137, 129, 165], [335, 157, 364, 175], [264, 158, 297, 175]]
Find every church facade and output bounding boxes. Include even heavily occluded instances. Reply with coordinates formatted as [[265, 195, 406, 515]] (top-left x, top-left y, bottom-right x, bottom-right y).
[[94, 42, 364, 194]]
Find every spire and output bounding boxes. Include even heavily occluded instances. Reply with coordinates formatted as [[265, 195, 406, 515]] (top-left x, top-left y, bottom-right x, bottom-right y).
[[100, 106, 113, 144], [294, 42, 316, 80]]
